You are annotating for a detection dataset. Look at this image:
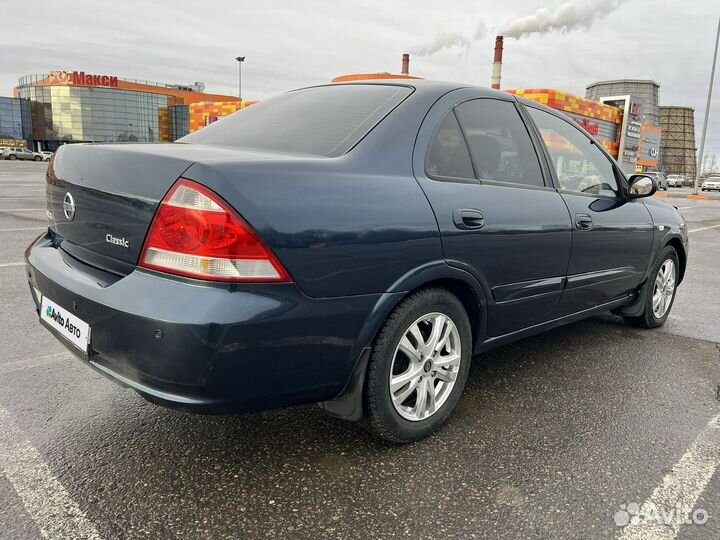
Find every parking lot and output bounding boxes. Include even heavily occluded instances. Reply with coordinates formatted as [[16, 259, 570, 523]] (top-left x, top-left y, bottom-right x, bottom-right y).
[[0, 160, 719, 539]]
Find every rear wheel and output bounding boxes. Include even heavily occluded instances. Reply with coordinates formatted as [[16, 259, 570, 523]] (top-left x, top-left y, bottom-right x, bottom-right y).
[[364, 288, 471, 443], [624, 246, 679, 328], [8, 154, 16, 160]]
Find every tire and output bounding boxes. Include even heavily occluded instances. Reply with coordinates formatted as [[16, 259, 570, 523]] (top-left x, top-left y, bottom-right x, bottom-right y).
[[34, 156, 41, 161], [8, 154, 16, 160], [364, 288, 472, 443], [624, 246, 679, 329]]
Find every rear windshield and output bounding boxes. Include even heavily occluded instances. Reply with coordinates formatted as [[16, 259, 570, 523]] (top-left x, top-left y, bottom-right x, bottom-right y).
[[180, 84, 413, 157]]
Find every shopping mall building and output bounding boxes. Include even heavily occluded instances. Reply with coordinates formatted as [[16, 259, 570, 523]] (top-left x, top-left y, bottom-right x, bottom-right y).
[[1, 61, 664, 175], [1, 70, 242, 150]]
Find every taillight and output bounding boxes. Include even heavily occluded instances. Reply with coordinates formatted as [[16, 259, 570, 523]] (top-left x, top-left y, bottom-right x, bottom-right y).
[[139, 178, 291, 282]]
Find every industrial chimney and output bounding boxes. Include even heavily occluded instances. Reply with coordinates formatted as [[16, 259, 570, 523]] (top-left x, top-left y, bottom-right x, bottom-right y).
[[491, 36, 503, 90], [401, 53, 410, 76]]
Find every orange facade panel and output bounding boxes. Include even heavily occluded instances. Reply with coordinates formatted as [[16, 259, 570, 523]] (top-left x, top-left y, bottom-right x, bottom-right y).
[[332, 73, 422, 83], [158, 107, 170, 142], [188, 101, 258, 133], [509, 88, 622, 124]]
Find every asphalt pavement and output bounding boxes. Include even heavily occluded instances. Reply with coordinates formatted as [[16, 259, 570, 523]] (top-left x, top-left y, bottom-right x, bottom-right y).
[[0, 160, 719, 540]]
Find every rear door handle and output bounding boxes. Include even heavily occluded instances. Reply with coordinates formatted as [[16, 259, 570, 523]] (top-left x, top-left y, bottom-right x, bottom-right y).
[[453, 208, 485, 230], [575, 213, 593, 230]]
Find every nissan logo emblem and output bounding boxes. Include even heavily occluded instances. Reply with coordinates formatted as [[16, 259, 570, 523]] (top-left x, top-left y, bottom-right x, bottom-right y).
[[63, 192, 76, 221]]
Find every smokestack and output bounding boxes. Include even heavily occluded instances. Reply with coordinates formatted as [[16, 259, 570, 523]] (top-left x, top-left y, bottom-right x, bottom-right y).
[[491, 35, 503, 90], [401, 53, 410, 76]]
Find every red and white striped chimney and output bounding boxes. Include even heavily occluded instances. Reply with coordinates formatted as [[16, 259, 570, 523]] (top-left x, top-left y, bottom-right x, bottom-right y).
[[401, 53, 410, 76], [491, 36, 503, 90]]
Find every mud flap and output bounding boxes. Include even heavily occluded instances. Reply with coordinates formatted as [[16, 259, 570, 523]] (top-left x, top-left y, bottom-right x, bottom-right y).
[[317, 347, 371, 422]]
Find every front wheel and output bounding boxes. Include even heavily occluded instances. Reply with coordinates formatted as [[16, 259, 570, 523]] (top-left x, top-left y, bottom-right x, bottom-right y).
[[34, 156, 41, 161], [624, 246, 679, 328], [364, 288, 472, 443]]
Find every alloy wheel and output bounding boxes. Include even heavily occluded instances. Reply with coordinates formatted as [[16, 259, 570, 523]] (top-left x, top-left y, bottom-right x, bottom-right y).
[[389, 312, 461, 422], [652, 259, 676, 318]]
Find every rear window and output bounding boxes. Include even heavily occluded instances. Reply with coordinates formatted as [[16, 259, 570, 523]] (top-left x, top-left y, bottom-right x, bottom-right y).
[[180, 84, 412, 157]]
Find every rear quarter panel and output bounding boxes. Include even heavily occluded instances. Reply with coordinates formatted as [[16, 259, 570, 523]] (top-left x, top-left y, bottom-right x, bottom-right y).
[[183, 159, 442, 297]]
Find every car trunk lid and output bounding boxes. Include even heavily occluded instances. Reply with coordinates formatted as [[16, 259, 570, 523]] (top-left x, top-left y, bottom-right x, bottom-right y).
[[46, 143, 279, 275]]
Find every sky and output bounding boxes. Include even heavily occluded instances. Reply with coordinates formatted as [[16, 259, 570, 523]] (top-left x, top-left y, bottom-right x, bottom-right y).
[[1, 0, 719, 163]]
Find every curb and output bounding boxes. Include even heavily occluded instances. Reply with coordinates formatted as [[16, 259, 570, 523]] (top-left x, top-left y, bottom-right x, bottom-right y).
[[653, 193, 717, 200]]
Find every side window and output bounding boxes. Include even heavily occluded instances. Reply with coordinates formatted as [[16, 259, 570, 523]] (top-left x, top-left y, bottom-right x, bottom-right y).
[[426, 111, 475, 180], [527, 107, 619, 197], [454, 99, 544, 187]]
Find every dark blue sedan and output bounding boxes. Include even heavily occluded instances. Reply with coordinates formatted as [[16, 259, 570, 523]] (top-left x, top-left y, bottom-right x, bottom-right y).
[[26, 81, 688, 442]]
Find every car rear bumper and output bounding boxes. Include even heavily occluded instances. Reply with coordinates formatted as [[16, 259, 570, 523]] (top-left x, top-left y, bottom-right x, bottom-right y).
[[25, 233, 385, 413]]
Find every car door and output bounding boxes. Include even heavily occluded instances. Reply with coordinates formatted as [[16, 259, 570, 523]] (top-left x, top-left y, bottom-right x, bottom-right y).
[[524, 105, 654, 316], [22, 148, 33, 160], [413, 91, 573, 338]]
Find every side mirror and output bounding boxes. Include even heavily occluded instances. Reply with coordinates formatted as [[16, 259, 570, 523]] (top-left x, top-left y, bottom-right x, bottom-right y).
[[627, 174, 657, 199]]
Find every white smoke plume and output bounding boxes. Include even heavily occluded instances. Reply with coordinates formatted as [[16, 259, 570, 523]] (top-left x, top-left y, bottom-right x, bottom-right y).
[[502, 0, 629, 39], [410, 31, 472, 56], [474, 20, 488, 40]]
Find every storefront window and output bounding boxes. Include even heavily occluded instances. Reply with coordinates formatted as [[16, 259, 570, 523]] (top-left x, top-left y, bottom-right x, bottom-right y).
[[17, 81, 173, 145]]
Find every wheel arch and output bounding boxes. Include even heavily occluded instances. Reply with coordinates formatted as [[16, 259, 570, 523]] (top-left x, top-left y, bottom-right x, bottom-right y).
[[380, 262, 488, 351], [665, 236, 687, 284]]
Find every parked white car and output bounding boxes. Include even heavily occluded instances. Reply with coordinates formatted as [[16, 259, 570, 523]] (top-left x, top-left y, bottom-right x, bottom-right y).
[[666, 174, 685, 188], [1, 147, 44, 161], [701, 176, 720, 191]]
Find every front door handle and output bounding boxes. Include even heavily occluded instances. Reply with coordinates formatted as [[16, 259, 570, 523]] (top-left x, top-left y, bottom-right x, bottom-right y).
[[575, 213, 593, 230], [453, 208, 485, 230]]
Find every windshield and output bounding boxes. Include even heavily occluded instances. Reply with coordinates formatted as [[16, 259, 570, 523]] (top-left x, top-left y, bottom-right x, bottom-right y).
[[180, 84, 413, 157]]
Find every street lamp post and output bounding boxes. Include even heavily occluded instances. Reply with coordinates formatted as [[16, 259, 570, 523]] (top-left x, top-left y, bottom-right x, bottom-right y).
[[695, 17, 720, 194], [236, 56, 245, 101]]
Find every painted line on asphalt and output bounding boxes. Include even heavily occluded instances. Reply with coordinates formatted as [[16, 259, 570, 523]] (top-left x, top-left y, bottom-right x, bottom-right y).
[[618, 414, 720, 540], [0, 208, 44, 212], [688, 224, 720, 233], [0, 227, 45, 232], [0, 407, 102, 540], [0, 262, 25, 268]]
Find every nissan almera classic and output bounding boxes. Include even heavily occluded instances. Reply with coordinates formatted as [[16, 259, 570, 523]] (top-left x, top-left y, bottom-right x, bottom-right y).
[[26, 81, 688, 443]]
